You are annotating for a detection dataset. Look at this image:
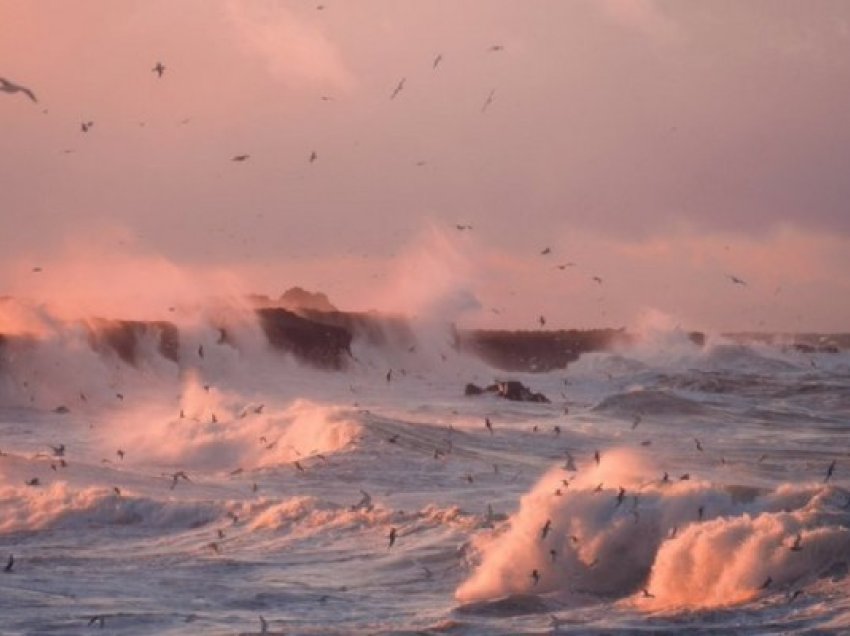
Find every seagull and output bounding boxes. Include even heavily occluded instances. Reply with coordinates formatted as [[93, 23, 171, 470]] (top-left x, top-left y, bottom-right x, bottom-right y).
[[825, 460, 837, 483], [540, 247, 551, 255], [259, 615, 268, 633], [388, 527, 397, 548], [615, 487, 626, 507], [541, 519, 551, 540], [481, 89, 495, 113], [309, 150, 318, 163], [351, 489, 373, 512], [81, 121, 94, 133], [198, 344, 204, 359], [88, 615, 105, 628], [50, 444, 65, 457], [556, 262, 576, 269], [485, 417, 493, 434], [564, 451, 577, 471], [152, 62, 165, 77], [4, 554, 13, 572], [25, 478, 40, 487], [760, 576, 772, 590], [1, 77, 37, 102], [116, 449, 125, 460], [165, 471, 191, 489], [231, 154, 250, 162], [694, 438, 703, 452], [456, 224, 473, 231], [531, 569, 540, 585], [594, 450, 601, 466], [592, 276, 603, 285], [432, 54, 443, 70], [641, 588, 655, 598], [489, 44, 505, 52], [727, 274, 747, 286], [787, 589, 804, 603], [631, 414, 642, 430], [539, 315, 546, 327], [390, 77, 406, 99]]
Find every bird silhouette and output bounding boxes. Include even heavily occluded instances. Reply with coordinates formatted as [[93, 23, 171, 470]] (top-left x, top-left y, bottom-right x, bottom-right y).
[[390, 78, 406, 99], [0, 77, 37, 102]]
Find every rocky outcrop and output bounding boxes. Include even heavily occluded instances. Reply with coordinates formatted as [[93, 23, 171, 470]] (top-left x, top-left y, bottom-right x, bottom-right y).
[[455, 328, 636, 372], [279, 286, 338, 313], [86, 319, 180, 365], [464, 380, 550, 403], [255, 307, 352, 369]]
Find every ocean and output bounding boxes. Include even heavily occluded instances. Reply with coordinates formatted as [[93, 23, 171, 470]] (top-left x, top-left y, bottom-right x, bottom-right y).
[[1, 302, 849, 635]]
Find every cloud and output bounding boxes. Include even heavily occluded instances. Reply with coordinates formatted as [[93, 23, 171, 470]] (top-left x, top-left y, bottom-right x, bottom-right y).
[[223, 0, 356, 91], [598, 0, 682, 42]]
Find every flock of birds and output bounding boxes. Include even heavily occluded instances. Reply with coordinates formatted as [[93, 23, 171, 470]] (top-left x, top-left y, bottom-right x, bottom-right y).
[[0, 41, 820, 632]]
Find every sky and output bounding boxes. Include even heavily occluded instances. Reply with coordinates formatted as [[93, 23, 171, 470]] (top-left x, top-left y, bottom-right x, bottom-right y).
[[1, 0, 850, 332]]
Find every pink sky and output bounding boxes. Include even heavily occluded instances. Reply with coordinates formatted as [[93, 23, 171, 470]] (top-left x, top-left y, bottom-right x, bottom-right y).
[[2, 0, 849, 332]]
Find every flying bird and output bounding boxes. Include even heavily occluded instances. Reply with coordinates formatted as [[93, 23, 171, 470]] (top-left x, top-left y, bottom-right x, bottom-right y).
[[556, 262, 576, 269], [152, 62, 165, 77], [481, 89, 496, 113], [485, 417, 493, 435], [81, 121, 94, 133], [88, 616, 105, 628], [540, 247, 551, 255], [388, 527, 397, 548], [390, 78, 406, 99], [825, 460, 837, 483], [489, 45, 505, 52], [259, 616, 268, 633], [4, 554, 12, 572], [231, 154, 250, 162], [531, 569, 540, 585], [0, 77, 37, 102], [309, 150, 318, 163], [615, 487, 626, 507], [433, 54, 443, 70], [541, 519, 551, 539], [760, 576, 773, 590], [728, 274, 747, 286], [456, 224, 473, 231], [694, 438, 703, 452], [592, 276, 603, 285]]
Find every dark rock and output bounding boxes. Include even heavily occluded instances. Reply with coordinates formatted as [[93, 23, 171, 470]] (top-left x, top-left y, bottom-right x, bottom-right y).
[[279, 286, 338, 313], [465, 380, 549, 403], [495, 380, 550, 403], [455, 328, 635, 372], [255, 307, 352, 369], [86, 319, 180, 365]]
